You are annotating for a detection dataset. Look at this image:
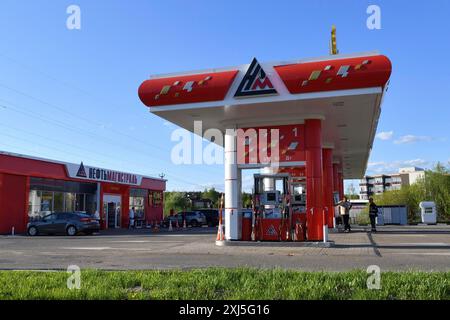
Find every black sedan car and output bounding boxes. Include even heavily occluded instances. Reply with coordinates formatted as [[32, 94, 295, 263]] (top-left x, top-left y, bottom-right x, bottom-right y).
[[27, 212, 100, 236]]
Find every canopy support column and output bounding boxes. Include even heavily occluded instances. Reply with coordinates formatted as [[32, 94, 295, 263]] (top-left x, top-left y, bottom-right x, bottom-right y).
[[305, 119, 324, 241], [224, 129, 241, 240]]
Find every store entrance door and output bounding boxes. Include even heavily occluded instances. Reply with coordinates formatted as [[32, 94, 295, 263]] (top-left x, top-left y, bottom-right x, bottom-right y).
[[103, 194, 121, 229]]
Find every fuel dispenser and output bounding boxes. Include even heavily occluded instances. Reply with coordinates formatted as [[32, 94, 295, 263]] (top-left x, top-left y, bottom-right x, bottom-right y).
[[290, 177, 307, 241], [250, 173, 305, 241]]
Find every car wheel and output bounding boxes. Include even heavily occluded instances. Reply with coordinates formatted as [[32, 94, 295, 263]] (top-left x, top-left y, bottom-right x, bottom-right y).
[[28, 226, 38, 236], [66, 225, 77, 236], [190, 220, 198, 228]]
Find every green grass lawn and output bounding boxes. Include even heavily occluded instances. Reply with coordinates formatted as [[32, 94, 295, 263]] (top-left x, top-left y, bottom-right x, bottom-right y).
[[0, 268, 449, 300]]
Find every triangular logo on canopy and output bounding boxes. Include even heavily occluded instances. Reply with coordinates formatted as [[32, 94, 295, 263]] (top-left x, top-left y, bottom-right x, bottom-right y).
[[234, 58, 278, 98], [76, 162, 87, 178]]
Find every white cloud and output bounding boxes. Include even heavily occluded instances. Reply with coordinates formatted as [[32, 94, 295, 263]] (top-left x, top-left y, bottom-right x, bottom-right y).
[[367, 161, 386, 167], [402, 159, 429, 166], [394, 135, 432, 144], [376, 131, 394, 140], [367, 158, 429, 174]]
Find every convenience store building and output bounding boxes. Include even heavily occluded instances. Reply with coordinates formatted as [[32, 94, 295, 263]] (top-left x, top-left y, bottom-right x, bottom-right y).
[[0, 151, 166, 234]]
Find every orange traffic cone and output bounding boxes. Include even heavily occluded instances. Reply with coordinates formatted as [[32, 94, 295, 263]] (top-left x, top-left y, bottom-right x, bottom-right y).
[[168, 220, 173, 232], [216, 194, 225, 241], [216, 221, 224, 241]]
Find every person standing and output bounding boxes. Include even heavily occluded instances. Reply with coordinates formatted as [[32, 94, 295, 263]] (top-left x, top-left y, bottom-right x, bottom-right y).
[[129, 207, 135, 229], [336, 196, 352, 232], [368, 197, 378, 232]]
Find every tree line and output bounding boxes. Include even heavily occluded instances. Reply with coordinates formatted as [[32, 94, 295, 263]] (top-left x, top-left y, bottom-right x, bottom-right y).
[[372, 163, 450, 221], [163, 188, 252, 215], [163, 163, 450, 221]]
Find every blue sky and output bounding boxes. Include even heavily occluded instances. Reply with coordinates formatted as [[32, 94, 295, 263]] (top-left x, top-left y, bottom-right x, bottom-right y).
[[0, 0, 449, 192]]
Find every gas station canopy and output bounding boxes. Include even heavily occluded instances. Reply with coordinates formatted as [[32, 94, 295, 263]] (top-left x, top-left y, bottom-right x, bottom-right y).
[[138, 52, 392, 179], [139, 51, 392, 242]]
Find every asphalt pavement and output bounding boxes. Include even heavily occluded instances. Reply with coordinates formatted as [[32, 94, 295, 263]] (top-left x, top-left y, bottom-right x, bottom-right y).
[[0, 225, 449, 271]]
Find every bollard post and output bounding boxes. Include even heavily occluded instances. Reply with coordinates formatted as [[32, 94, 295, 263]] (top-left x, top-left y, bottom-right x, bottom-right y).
[[323, 208, 329, 243]]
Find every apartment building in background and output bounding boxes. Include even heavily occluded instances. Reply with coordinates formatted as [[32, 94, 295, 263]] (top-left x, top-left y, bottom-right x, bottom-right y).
[[359, 167, 425, 200]]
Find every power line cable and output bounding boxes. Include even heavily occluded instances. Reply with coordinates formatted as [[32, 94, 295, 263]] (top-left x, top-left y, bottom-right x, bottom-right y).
[[0, 132, 112, 167], [0, 122, 211, 189], [0, 133, 209, 190], [0, 53, 222, 175], [0, 100, 222, 183], [0, 54, 224, 187], [0, 85, 222, 177]]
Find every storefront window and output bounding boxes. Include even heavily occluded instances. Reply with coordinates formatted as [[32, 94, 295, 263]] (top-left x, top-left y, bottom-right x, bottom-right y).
[[28, 178, 97, 217], [41, 191, 53, 212], [149, 191, 162, 207], [130, 188, 146, 220], [53, 192, 64, 212], [65, 193, 76, 212], [85, 194, 96, 214], [75, 194, 85, 212], [28, 190, 42, 218], [130, 196, 145, 219]]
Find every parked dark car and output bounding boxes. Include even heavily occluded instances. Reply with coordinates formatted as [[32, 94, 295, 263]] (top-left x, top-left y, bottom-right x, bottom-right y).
[[27, 212, 100, 236], [163, 211, 207, 228], [197, 209, 220, 227], [162, 214, 180, 228]]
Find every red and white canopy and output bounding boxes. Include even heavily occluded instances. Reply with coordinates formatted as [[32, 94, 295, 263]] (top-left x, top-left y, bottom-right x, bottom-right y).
[[138, 52, 392, 178]]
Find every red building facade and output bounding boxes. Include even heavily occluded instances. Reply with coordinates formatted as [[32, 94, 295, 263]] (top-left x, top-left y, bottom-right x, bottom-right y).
[[0, 151, 165, 234]]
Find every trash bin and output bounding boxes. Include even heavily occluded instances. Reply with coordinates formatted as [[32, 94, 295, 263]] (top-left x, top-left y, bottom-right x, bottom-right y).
[[419, 201, 437, 224]]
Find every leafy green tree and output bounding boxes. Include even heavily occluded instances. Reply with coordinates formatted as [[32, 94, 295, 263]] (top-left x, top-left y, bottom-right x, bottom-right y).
[[241, 192, 252, 208], [345, 182, 360, 199], [201, 188, 220, 207], [373, 163, 450, 222], [373, 184, 423, 221], [421, 163, 450, 220], [163, 192, 190, 216]]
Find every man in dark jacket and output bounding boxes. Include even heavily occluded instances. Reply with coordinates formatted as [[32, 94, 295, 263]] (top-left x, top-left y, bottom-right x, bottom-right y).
[[368, 197, 378, 232]]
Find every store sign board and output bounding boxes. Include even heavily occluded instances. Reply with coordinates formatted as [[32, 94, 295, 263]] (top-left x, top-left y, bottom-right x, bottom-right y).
[[66, 162, 143, 186]]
